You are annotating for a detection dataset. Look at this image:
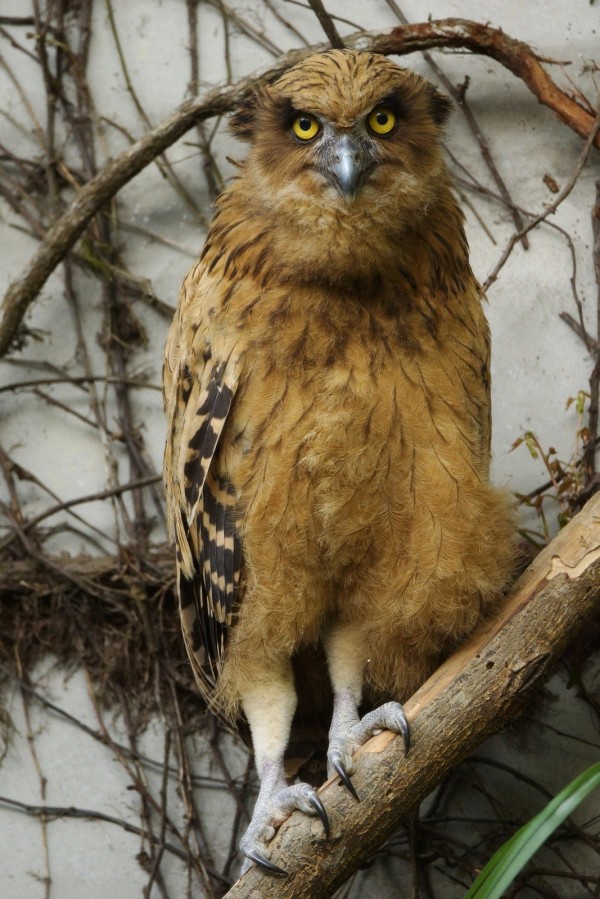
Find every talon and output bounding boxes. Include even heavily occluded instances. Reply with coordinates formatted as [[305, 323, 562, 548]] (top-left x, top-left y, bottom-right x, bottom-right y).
[[245, 849, 287, 877], [398, 709, 410, 755], [330, 751, 360, 801], [361, 701, 411, 755], [308, 792, 330, 837]]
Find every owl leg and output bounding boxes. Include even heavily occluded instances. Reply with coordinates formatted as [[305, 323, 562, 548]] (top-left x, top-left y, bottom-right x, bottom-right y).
[[324, 623, 410, 800], [239, 661, 329, 876]]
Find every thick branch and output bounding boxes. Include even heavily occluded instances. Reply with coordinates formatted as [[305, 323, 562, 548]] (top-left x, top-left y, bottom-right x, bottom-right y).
[[225, 492, 600, 898], [1, 18, 599, 356]]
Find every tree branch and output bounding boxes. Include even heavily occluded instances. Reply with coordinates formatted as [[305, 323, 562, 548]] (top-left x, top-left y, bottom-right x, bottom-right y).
[[1, 18, 599, 356], [225, 491, 600, 898], [583, 179, 600, 481], [306, 0, 345, 50], [483, 113, 600, 292]]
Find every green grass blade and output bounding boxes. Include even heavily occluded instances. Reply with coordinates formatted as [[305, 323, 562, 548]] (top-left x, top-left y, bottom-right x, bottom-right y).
[[465, 761, 600, 899]]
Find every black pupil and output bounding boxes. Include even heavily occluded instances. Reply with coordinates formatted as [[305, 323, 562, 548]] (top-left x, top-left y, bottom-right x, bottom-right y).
[[376, 112, 388, 126], [299, 117, 312, 131]]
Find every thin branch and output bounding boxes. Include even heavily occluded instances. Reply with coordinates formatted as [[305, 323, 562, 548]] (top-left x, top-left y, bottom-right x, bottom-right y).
[[16, 657, 51, 899], [560, 312, 599, 354], [306, 0, 345, 49], [0, 475, 161, 548], [583, 179, 600, 480], [105, 0, 207, 223], [449, 162, 592, 347], [0, 794, 189, 861], [484, 111, 600, 291], [143, 728, 173, 898], [0, 665, 231, 790], [384, 0, 529, 248], [0, 375, 161, 394]]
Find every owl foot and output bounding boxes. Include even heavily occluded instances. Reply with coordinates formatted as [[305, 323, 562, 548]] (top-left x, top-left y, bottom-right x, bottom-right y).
[[327, 699, 410, 800], [240, 770, 329, 876]]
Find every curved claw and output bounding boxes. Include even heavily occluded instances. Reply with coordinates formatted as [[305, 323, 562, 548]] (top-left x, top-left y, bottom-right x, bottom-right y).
[[330, 752, 360, 801], [367, 701, 410, 755], [245, 849, 287, 877], [398, 709, 410, 755], [308, 792, 330, 837]]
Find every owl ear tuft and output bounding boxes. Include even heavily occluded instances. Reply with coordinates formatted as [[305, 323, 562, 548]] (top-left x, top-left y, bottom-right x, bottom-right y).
[[428, 86, 453, 126], [229, 91, 261, 141], [230, 87, 277, 141]]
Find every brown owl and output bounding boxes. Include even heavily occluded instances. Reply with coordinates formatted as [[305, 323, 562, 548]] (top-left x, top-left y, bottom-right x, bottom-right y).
[[163, 49, 516, 875]]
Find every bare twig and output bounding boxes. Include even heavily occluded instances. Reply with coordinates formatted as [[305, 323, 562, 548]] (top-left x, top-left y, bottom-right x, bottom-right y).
[[583, 179, 600, 481], [0, 665, 231, 788], [144, 728, 173, 898], [484, 111, 600, 291], [16, 654, 51, 899], [0, 794, 189, 860], [186, 0, 225, 201], [306, 0, 345, 49], [384, 0, 529, 248], [106, 0, 207, 223], [560, 312, 599, 354]]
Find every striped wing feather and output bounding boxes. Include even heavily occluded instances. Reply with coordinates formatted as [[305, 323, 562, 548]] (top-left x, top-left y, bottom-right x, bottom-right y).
[[164, 335, 241, 700]]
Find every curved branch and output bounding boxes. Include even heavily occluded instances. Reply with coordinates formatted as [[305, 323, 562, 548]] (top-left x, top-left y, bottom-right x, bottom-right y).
[[370, 19, 599, 145], [1, 18, 598, 356], [225, 491, 600, 897]]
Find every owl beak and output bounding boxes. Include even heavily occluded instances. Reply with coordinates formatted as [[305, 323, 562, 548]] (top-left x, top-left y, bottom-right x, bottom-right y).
[[328, 134, 367, 202]]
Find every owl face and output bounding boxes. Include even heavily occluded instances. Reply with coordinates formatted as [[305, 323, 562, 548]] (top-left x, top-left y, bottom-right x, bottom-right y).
[[229, 50, 453, 284], [280, 97, 404, 200], [231, 50, 451, 208]]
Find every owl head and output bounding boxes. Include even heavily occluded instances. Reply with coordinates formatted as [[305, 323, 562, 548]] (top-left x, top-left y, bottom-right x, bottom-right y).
[[228, 50, 457, 285], [230, 49, 452, 207]]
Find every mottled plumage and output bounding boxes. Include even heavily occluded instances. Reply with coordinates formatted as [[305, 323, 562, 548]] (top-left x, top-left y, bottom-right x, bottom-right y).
[[163, 49, 516, 873]]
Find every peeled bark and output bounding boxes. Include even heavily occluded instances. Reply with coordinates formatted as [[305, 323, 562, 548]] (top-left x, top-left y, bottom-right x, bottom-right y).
[[225, 491, 600, 898]]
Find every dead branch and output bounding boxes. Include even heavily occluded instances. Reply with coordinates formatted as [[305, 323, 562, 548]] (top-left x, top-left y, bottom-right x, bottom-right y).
[[1, 17, 599, 356], [225, 491, 600, 898], [0, 794, 189, 861], [484, 114, 600, 291], [306, 0, 345, 50], [584, 179, 600, 481], [384, 1, 530, 248]]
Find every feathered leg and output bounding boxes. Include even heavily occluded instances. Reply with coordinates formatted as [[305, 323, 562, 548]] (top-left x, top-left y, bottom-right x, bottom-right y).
[[239, 659, 329, 875], [324, 622, 410, 799]]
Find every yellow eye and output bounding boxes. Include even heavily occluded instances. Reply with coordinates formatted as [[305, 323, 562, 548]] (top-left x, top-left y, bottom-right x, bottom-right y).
[[368, 106, 396, 136], [292, 113, 320, 141]]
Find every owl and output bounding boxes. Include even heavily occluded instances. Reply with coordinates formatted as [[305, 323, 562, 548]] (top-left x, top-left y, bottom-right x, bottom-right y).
[[163, 49, 516, 875]]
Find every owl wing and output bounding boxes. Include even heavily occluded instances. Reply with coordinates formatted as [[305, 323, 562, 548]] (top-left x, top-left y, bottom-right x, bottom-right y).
[[163, 307, 241, 701]]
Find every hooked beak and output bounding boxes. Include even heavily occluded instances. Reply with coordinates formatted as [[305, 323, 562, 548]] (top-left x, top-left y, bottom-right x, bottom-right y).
[[327, 134, 369, 202]]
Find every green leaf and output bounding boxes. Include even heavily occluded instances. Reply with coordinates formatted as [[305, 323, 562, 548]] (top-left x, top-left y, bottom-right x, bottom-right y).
[[465, 762, 600, 899]]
